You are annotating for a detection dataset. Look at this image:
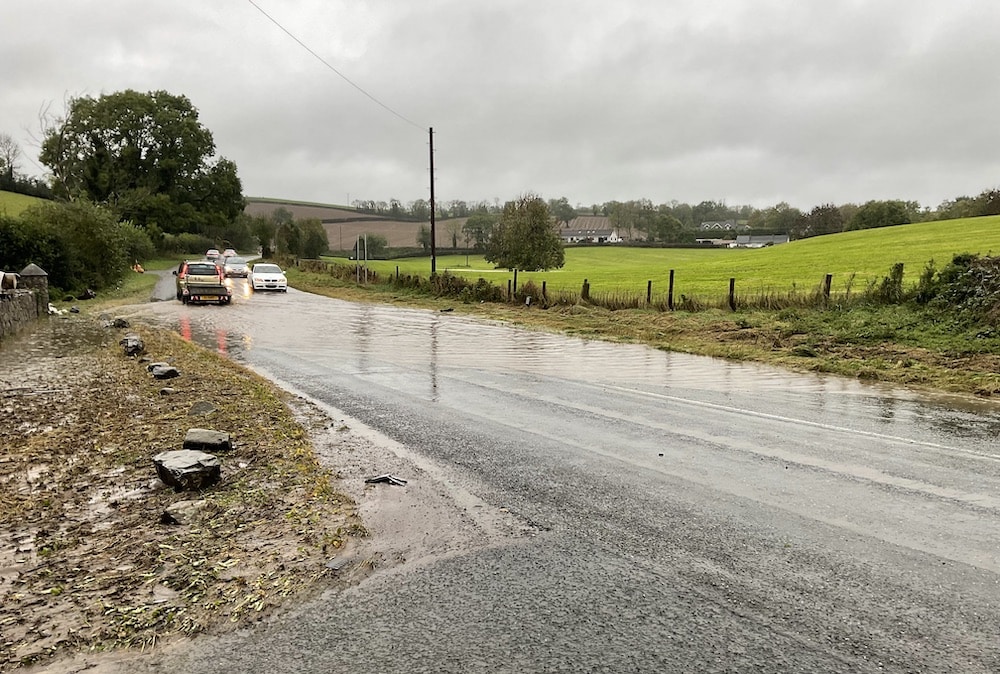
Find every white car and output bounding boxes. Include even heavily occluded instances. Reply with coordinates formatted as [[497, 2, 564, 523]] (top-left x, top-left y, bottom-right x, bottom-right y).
[[249, 263, 288, 292]]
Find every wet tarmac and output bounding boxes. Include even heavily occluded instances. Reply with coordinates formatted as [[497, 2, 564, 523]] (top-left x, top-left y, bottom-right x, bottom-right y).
[[94, 279, 1000, 672]]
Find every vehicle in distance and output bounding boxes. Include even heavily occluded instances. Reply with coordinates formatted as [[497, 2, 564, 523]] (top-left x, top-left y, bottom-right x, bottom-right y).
[[249, 263, 288, 292], [174, 260, 232, 304], [205, 248, 221, 262], [221, 248, 237, 258], [222, 256, 249, 277]]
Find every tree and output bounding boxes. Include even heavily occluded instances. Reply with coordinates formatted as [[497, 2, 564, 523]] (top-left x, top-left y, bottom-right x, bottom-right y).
[[462, 213, 496, 251], [409, 199, 430, 221], [547, 197, 577, 225], [299, 218, 329, 258], [792, 204, 844, 239], [484, 194, 565, 271], [248, 214, 276, 258], [0, 132, 19, 188], [276, 221, 302, 255], [16, 200, 152, 291], [354, 233, 388, 259], [749, 202, 801, 233], [416, 224, 431, 252], [974, 188, 1000, 217], [646, 212, 689, 243], [847, 200, 911, 231], [38, 89, 245, 236], [444, 219, 463, 248]]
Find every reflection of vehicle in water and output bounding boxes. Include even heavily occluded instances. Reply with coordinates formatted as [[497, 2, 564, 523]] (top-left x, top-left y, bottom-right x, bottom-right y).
[[249, 263, 288, 292], [174, 261, 232, 305]]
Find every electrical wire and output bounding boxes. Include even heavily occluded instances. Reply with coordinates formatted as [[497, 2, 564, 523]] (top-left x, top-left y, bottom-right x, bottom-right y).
[[246, 0, 426, 132]]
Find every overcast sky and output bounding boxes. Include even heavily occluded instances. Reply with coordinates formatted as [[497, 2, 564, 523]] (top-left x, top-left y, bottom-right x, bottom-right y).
[[4, 0, 1000, 211]]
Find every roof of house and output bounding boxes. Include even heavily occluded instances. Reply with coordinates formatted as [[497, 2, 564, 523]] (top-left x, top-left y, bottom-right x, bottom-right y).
[[566, 215, 612, 229]]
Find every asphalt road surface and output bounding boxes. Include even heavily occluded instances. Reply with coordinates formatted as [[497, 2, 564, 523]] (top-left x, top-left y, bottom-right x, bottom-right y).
[[116, 276, 1000, 672]]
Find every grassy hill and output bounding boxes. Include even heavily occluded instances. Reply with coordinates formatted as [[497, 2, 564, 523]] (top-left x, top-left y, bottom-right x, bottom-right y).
[[245, 197, 463, 251], [354, 214, 1000, 301], [0, 190, 45, 217]]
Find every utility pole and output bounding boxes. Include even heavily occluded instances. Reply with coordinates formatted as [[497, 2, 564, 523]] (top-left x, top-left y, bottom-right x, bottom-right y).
[[429, 127, 436, 275]]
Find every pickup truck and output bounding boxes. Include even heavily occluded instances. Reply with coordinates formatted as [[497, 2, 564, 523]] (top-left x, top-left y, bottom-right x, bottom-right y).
[[174, 260, 232, 305]]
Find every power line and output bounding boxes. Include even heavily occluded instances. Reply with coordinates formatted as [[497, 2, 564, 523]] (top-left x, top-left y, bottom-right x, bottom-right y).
[[246, 0, 425, 132]]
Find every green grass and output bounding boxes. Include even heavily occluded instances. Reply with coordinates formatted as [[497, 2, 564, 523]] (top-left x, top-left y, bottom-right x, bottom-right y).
[[0, 190, 46, 217], [339, 214, 1000, 302]]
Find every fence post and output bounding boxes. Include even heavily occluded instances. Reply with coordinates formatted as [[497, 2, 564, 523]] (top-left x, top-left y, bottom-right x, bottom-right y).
[[396, 265, 400, 280], [542, 280, 547, 302], [581, 278, 590, 301], [646, 280, 652, 304], [668, 270, 675, 311], [513, 269, 518, 295], [823, 274, 832, 303], [507, 279, 512, 301], [728, 277, 736, 311]]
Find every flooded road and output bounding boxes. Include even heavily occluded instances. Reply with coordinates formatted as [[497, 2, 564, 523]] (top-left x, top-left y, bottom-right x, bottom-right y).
[[131, 281, 1000, 673]]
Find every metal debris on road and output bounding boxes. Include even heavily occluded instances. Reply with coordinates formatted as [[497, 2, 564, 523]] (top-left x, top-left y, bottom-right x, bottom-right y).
[[364, 474, 408, 486]]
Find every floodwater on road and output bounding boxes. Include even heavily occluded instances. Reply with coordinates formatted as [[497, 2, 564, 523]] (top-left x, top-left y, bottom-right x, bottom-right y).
[[119, 279, 1000, 673], [143, 280, 1000, 447]]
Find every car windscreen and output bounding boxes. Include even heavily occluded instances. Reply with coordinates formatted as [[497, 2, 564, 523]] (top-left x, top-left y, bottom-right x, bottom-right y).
[[187, 264, 219, 275], [254, 265, 280, 273], [226, 258, 246, 265]]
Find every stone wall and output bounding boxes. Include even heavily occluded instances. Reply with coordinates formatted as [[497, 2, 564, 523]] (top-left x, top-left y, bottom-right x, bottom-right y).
[[0, 289, 42, 340]]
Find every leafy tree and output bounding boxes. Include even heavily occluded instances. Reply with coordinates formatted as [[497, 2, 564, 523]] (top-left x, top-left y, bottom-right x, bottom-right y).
[[38, 89, 245, 237], [276, 221, 302, 255], [298, 218, 329, 258], [935, 196, 978, 221], [247, 214, 276, 257], [792, 204, 844, 239], [354, 233, 388, 259], [409, 199, 430, 221], [462, 213, 496, 251], [646, 212, 689, 243], [547, 197, 577, 225], [0, 212, 67, 283], [691, 200, 735, 225], [747, 202, 801, 233], [485, 194, 565, 271], [847, 200, 911, 231], [974, 188, 1000, 216], [15, 201, 152, 291], [416, 224, 431, 252]]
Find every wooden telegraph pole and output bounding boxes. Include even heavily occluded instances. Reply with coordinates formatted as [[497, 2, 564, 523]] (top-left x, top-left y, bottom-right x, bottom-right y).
[[429, 127, 437, 275]]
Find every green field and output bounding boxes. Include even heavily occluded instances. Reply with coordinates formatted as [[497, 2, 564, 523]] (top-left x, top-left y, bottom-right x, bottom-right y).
[[0, 190, 44, 217], [337, 215, 1000, 300]]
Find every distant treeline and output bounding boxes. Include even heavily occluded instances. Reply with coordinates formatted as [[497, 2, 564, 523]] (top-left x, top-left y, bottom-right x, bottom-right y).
[[349, 188, 1000, 244]]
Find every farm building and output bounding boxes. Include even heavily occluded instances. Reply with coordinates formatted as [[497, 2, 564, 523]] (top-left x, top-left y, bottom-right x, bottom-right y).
[[560, 228, 623, 244], [561, 216, 622, 243], [730, 234, 790, 248]]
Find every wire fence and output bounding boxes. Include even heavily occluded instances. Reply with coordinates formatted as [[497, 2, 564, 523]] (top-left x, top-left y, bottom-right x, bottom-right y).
[[291, 258, 909, 313]]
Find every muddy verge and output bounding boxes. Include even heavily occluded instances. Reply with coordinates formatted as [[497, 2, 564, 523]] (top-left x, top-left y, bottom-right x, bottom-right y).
[[0, 316, 366, 670]]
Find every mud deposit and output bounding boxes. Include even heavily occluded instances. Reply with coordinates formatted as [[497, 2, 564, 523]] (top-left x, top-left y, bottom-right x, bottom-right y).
[[0, 317, 365, 670]]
